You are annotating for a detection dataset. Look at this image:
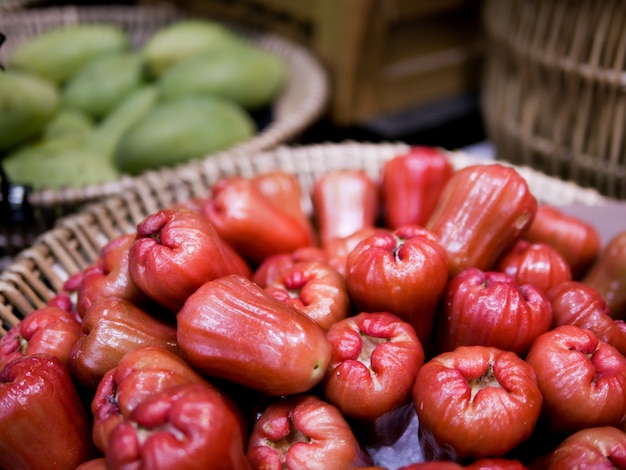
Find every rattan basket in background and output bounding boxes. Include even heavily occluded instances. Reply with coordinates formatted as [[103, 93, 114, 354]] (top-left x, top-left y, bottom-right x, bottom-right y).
[[0, 2, 329, 265], [482, 0, 626, 200], [0, 141, 611, 333]]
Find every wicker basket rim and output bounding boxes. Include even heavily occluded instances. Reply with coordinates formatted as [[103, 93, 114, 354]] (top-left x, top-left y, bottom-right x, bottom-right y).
[[0, 2, 330, 208]]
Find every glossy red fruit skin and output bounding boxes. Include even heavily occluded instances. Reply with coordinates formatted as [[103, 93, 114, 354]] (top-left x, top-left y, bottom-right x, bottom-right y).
[[380, 146, 454, 229], [311, 168, 379, 248], [203, 175, 315, 265], [530, 426, 626, 470], [345, 225, 448, 350], [323, 311, 425, 446], [399, 459, 528, 470], [323, 226, 379, 277], [0, 354, 97, 470], [437, 267, 553, 358], [413, 345, 542, 462], [75, 233, 151, 318], [105, 383, 251, 470], [129, 208, 251, 313], [495, 240, 572, 295], [583, 230, 626, 320], [264, 260, 351, 331], [0, 303, 81, 369], [177, 274, 331, 396], [250, 170, 317, 245], [547, 280, 626, 357], [525, 325, 626, 437], [246, 394, 373, 469], [91, 346, 211, 453], [523, 204, 601, 279], [69, 298, 179, 388], [252, 246, 328, 288], [426, 163, 537, 278]]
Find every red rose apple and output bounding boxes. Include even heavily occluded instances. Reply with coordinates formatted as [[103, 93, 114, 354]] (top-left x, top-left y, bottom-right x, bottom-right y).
[[413, 345, 542, 462], [525, 324, 626, 436], [437, 268, 553, 357]]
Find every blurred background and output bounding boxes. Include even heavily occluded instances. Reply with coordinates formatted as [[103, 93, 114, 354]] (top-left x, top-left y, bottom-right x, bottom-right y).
[[6, 0, 488, 149]]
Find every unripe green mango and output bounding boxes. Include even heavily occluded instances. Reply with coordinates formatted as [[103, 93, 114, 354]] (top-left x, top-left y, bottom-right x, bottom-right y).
[[157, 43, 287, 110], [90, 85, 159, 158], [140, 19, 245, 79], [43, 108, 94, 141], [2, 136, 120, 190], [114, 95, 255, 175], [62, 51, 145, 120], [8, 24, 130, 84], [0, 70, 60, 151]]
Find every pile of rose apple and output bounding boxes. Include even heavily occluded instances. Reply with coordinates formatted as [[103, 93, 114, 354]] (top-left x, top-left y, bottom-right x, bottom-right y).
[[1, 146, 626, 470]]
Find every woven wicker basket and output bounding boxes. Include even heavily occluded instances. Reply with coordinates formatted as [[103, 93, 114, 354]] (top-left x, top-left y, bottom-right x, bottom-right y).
[[0, 2, 329, 261], [0, 141, 611, 334], [481, 0, 626, 200]]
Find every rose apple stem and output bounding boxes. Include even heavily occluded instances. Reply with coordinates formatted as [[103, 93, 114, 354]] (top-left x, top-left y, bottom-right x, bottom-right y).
[[467, 362, 502, 403], [270, 413, 311, 463], [358, 332, 389, 373]]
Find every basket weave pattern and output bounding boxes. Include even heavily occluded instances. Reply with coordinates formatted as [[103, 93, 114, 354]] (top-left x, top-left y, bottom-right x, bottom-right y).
[[482, 0, 626, 199], [0, 142, 610, 334]]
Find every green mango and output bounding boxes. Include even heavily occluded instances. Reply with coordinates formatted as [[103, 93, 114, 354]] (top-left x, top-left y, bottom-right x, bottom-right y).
[[0, 70, 60, 151], [90, 85, 159, 157], [8, 24, 130, 84], [140, 19, 245, 79], [2, 136, 120, 191], [62, 51, 145, 120], [157, 43, 287, 110], [43, 108, 94, 141], [114, 95, 255, 175]]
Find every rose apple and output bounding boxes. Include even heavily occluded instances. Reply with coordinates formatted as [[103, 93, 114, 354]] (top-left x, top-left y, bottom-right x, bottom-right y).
[[494, 240, 572, 294], [324, 226, 379, 277], [264, 260, 351, 331], [437, 268, 553, 357], [70, 298, 179, 388], [525, 324, 626, 436], [547, 280, 626, 357], [426, 163, 537, 278], [105, 383, 251, 470], [252, 246, 328, 287], [345, 225, 448, 350], [177, 274, 331, 396], [523, 204, 601, 279], [311, 168, 379, 248], [380, 145, 454, 229], [246, 394, 373, 469], [75, 233, 152, 318], [399, 460, 527, 470], [0, 354, 97, 470], [0, 303, 80, 369], [129, 208, 251, 313], [76, 458, 107, 470], [583, 229, 626, 320], [323, 311, 425, 446], [250, 170, 317, 245], [91, 346, 212, 452], [398, 463, 464, 470], [530, 426, 626, 470], [464, 459, 528, 469], [202, 175, 315, 265], [413, 345, 542, 462]]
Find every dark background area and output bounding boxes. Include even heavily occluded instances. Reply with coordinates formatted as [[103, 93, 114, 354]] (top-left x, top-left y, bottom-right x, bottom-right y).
[[296, 92, 486, 151]]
